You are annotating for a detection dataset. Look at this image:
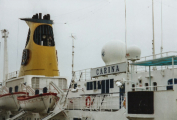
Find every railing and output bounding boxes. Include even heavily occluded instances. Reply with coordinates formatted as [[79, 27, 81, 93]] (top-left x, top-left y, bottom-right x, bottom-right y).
[[73, 68, 92, 82], [132, 85, 175, 91], [131, 51, 177, 73], [6, 70, 19, 80], [66, 94, 125, 111], [74, 51, 177, 81]]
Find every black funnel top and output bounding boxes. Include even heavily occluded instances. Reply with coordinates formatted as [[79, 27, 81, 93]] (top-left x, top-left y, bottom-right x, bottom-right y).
[[20, 13, 53, 24]]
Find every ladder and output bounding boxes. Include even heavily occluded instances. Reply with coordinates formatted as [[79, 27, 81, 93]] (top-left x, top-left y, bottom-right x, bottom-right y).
[[49, 81, 64, 95], [21, 83, 35, 95], [41, 82, 68, 120], [41, 108, 63, 120], [7, 111, 26, 120]]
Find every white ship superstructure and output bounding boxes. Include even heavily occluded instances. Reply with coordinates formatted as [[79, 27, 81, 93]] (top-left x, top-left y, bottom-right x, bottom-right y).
[[126, 52, 177, 120], [0, 5, 177, 120]]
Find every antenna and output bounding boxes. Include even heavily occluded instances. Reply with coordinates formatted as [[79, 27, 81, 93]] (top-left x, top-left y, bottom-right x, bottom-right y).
[[1, 29, 9, 82], [124, 0, 127, 55], [161, 0, 163, 57], [152, 0, 155, 59], [71, 34, 75, 82]]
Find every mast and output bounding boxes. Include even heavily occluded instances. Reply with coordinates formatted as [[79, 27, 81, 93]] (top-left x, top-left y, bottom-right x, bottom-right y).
[[152, 0, 155, 59], [161, 0, 163, 57], [71, 34, 75, 82], [124, 0, 127, 54], [1, 29, 9, 82]]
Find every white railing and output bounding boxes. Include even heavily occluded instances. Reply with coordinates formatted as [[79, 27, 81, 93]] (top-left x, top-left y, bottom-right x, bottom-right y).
[[74, 51, 177, 81], [132, 85, 175, 91], [130, 51, 177, 73], [6, 70, 19, 80], [74, 68, 92, 81], [66, 94, 125, 111]]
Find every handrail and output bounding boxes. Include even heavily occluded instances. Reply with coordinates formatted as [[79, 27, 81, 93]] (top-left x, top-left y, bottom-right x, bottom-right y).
[[21, 83, 35, 96]]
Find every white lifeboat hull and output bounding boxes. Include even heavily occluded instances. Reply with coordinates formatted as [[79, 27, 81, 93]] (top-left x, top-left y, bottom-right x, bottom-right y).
[[0, 92, 27, 111], [18, 93, 59, 113]]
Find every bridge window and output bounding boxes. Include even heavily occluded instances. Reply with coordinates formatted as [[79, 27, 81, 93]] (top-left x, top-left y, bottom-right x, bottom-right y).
[[98, 81, 101, 89], [87, 82, 93, 90], [33, 25, 55, 46], [93, 81, 97, 90], [110, 79, 114, 88]]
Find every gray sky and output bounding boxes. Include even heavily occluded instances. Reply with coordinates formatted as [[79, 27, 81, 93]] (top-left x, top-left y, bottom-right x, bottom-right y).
[[0, 0, 177, 82]]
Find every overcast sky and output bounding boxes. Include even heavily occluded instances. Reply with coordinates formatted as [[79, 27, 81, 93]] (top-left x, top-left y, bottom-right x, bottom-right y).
[[0, 0, 177, 82]]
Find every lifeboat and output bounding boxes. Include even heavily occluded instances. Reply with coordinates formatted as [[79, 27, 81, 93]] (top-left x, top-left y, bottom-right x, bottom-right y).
[[17, 93, 59, 113], [0, 92, 27, 111]]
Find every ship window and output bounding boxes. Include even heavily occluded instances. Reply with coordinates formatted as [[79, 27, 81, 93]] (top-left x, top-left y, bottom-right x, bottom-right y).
[[132, 84, 135, 91], [87, 82, 93, 90], [139, 80, 142, 84], [25, 28, 30, 47], [43, 87, 48, 93], [9, 87, 13, 93], [153, 82, 157, 91], [110, 79, 114, 88], [145, 83, 149, 90], [33, 25, 55, 46], [98, 81, 101, 89], [15, 86, 18, 92], [35, 89, 39, 95], [106, 79, 109, 93], [93, 81, 97, 90], [74, 84, 77, 89]]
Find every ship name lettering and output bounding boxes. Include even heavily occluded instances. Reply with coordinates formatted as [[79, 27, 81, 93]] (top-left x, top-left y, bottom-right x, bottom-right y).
[[104, 67, 107, 74], [116, 65, 119, 72], [111, 66, 115, 72], [96, 69, 99, 75], [100, 68, 103, 74]]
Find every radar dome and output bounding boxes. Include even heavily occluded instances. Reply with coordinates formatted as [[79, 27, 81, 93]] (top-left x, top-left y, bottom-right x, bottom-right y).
[[101, 41, 126, 65], [127, 45, 141, 61]]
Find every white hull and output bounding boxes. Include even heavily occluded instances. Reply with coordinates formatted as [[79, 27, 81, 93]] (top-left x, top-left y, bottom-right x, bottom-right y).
[[18, 93, 59, 113], [0, 92, 27, 111]]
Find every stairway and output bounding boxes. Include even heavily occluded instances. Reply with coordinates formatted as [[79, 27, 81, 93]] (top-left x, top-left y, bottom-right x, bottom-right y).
[[41, 108, 63, 120], [41, 82, 67, 120], [50, 81, 64, 95], [7, 111, 26, 120]]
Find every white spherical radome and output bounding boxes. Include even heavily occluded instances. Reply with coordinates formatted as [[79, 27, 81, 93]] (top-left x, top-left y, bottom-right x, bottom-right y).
[[101, 41, 126, 65], [127, 45, 141, 61]]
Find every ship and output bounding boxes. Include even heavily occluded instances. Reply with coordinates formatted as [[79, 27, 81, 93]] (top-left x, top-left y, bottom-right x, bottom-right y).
[[0, 4, 177, 120]]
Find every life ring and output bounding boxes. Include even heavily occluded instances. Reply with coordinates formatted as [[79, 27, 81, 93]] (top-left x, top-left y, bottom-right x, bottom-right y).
[[85, 96, 91, 107], [123, 97, 126, 108]]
